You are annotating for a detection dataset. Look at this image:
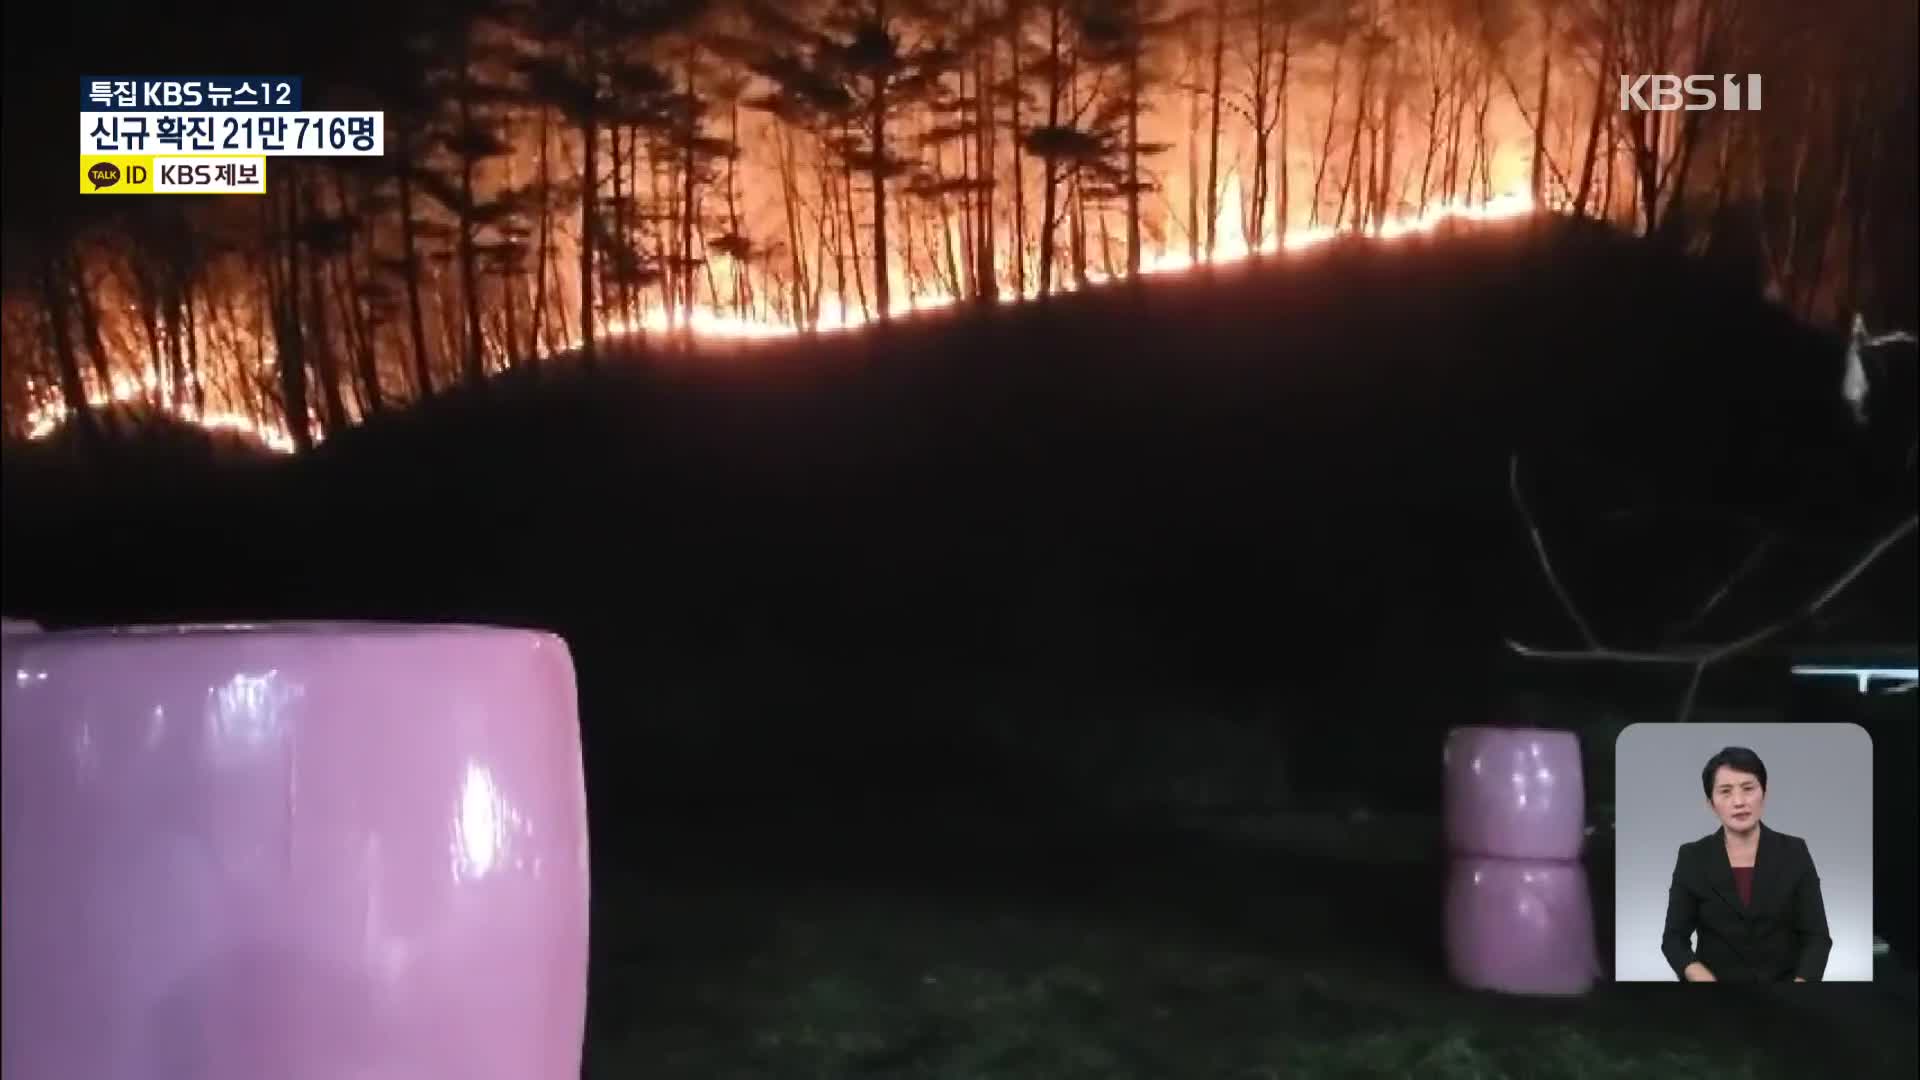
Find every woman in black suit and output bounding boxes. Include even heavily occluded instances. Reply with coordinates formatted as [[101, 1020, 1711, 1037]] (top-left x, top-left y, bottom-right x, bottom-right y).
[[1662, 747, 1832, 982]]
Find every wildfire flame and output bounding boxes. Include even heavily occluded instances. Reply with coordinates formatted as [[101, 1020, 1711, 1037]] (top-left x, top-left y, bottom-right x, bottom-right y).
[[24, 191, 1538, 453], [23, 370, 303, 454]]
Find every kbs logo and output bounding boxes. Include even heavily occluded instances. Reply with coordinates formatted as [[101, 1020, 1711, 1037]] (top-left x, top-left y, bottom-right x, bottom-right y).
[[1620, 74, 1762, 112]]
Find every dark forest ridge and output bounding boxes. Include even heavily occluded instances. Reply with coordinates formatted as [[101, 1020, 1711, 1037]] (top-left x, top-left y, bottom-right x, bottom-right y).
[[8, 215, 1857, 471]]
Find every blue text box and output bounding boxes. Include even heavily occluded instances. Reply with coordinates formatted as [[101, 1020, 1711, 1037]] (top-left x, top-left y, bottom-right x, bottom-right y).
[[79, 77, 303, 112]]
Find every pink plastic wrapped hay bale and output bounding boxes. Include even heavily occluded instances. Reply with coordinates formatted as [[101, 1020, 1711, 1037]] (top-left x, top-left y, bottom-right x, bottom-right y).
[[1, 623, 591, 1080], [1443, 726, 1586, 861]]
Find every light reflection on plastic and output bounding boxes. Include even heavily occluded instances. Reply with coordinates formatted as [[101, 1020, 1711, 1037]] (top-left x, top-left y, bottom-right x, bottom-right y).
[[74, 720, 98, 774], [454, 761, 523, 883], [1513, 872, 1550, 930], [207, 669, 295, 756]]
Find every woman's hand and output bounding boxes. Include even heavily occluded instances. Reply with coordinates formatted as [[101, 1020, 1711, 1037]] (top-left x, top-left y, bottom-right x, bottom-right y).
[[1683, 962, 1717, 982]]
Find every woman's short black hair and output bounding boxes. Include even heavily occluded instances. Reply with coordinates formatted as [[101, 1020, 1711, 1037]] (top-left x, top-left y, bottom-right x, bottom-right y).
[[1702, 746, 1768, 798]]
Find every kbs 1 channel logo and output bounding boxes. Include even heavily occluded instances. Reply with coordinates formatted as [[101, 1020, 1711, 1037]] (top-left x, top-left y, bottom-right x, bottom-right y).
[[78, 77, 384, 196]]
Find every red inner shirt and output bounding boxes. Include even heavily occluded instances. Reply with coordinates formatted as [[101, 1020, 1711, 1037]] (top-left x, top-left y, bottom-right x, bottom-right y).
[[1731, 865, 1755, 908]]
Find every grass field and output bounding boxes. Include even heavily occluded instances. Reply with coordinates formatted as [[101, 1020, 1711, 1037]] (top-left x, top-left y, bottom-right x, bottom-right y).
[[580, 813, 1916, 1079]]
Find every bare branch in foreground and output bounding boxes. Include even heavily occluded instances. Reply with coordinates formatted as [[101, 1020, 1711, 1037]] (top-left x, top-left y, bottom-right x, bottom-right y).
[[1510, 454, 1600, 650], [1677, 661, 1707, 722], [1508, 513, 1917, 669], [1669, 534, 1777, 640], [1509, 322, 1913, 718]]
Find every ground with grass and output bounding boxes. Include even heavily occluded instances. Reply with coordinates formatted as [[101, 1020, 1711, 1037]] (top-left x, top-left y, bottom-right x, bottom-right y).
[[581, 813, 1916, 1079]]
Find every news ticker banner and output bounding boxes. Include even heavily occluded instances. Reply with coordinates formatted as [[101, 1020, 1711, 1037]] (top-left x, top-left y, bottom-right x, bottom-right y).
[[79, 77, 383, 195]]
